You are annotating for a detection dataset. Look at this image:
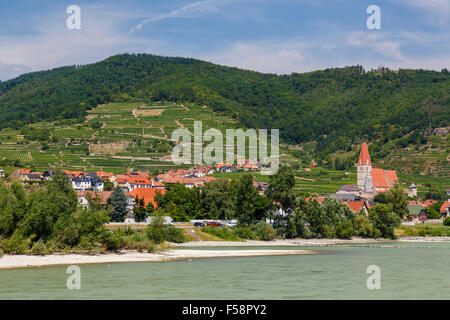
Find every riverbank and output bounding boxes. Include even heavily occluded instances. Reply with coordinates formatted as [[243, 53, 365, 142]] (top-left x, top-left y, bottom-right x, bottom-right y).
[[2, 236, 449, 270], [174, 236, 450, 247], [0, 248, 317, 270]]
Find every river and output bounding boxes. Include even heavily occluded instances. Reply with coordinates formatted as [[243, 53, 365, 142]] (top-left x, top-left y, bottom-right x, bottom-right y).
[[1, 242, 449, 299]]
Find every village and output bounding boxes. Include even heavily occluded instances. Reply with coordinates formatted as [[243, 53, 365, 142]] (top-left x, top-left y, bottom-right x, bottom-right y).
[[0, 143, 449, 225]]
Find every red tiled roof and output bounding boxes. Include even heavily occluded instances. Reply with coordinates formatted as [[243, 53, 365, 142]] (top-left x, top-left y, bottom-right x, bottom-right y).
[[129, 188, 166, 208], [358, 143, 371, 166], [127, 177, 152, 185], [304, 196, 325, 204], [423, 199, 437, 208], [97, 172, 114, 179], [385, 170, 398, 185], [77, 191, 112, 205], [151, 179, 165, 187], [216, 163, 232, 168], [343, 201, 365, 213], [440, 201, 450, 213], [371, 168, 390, 189]]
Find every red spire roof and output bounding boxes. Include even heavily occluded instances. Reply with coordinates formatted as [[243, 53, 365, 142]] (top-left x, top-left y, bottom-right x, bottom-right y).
[[358, 143, 371, 166]]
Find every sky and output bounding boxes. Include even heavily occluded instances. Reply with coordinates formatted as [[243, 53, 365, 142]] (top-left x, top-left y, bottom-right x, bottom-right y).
[[0, 0, 449, 80]]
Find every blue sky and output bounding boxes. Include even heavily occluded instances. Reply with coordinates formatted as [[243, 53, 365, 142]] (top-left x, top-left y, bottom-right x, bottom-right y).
[[0, 0, 449, 80]]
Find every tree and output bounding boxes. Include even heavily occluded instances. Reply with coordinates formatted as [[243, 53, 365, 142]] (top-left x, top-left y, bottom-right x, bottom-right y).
[[133, 196, 146, 222], [265, 165, 296, 211], [385, 186, 408, 219], [198, 179, 234, 219], [425, 201, 443, 220], [108, 187, 128, 222], [368, 204, 401, 239], [103, 179, 114, 191], [235, 174, 271, 224], [156, 184, 199, 221]]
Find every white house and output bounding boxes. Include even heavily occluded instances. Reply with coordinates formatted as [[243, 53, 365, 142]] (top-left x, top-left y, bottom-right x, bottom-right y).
[[72, 177, 104, 191]]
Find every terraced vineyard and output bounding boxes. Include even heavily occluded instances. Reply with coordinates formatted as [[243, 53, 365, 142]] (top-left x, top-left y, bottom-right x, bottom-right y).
[[0, 102, 289, 174], [0, 101, 447, 196]]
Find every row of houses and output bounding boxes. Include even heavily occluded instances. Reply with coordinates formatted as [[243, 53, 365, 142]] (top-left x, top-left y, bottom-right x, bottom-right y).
[[77, 188, 166, 213], [304, 196, 374, 215]]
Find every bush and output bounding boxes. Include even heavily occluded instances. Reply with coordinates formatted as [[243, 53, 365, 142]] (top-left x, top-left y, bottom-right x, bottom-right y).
[[1, 232, 31, 254], [233, 224, 256, 240], [145, 217, 185, 243], [253, 222, 276, 241], [402, 227, 417, 236], [164, 226, 185, 243], [31, 241, 47, 255], [202, 226, 239, 241], [105, 232, 123, 251], [443, 217, 450, 226], [79, 236, 94, 251], [354, 215, 373, 237], [336, 221, 354, 239], [145, 216, 166, 244]]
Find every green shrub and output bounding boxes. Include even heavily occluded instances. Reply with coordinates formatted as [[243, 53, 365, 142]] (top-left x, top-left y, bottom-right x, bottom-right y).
[[443, 217, 450, 226], [203, 226, 239, 241], [336, 221, 354, 239], [105, 232, 123, 251], [253, 222, 276, 241], [31, 241, 47, 255], [145, 241, 156, 253], [402, 227, 417, 236], [354, 215, 373, 237], [164, 226, 185, 243], [1, 232, 31, 254], [233, 224, 256, 240], [145, 216, 166, 244], [79, 236, 94, 251], [320, 225, 334, 238], [145, 217, 185, 243], [431, 228, 443, 236]]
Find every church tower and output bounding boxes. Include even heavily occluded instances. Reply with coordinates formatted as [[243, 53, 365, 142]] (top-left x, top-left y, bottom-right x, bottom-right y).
[[357, 143, 372, 191]]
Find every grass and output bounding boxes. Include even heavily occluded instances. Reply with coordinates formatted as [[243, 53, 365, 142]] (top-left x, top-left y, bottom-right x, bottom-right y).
[[396, 224, 450, 237]]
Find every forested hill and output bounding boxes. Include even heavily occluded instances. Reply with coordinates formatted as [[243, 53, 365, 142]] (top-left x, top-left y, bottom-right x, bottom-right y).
[[0, 53, 449, 150]]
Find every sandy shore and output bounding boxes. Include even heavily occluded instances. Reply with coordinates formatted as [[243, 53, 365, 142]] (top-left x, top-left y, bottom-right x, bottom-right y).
[[0, 249, 316, 270], [1, 237, 448, 270]]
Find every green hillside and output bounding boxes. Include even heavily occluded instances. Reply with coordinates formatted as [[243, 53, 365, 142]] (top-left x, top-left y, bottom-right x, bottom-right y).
[[0, 53, 448, 178], [1, 54, 449, 146], [0, 101, 286, 174]]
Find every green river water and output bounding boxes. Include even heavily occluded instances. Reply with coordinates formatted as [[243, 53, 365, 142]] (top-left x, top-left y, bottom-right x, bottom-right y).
[[0, 242, 449, 299]]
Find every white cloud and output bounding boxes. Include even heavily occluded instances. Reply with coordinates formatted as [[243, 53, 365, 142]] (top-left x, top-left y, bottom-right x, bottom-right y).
[[207, 42, 308, 74], [0, 4, 162, 79], [0, 61, 32, 81], [200, 29, 449, 75], [347, 31, 405, 61], [131, 0, 229, 33]]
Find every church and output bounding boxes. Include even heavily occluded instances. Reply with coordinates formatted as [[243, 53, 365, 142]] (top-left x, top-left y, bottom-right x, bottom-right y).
[[357, 143, 398, 195]]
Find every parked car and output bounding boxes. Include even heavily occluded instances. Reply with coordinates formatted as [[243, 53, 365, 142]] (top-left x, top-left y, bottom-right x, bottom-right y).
[[206, 221, 221, 227], [225, 221, 237, 227], [193, 222, 205, 227]]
